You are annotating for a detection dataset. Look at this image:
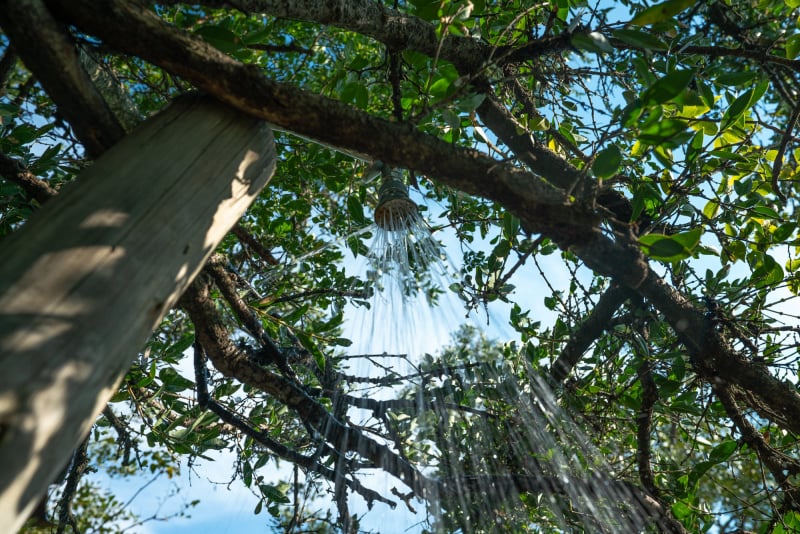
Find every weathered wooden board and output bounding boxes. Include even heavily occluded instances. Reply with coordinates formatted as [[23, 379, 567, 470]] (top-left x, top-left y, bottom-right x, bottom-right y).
[[0, 95, 275, 532]]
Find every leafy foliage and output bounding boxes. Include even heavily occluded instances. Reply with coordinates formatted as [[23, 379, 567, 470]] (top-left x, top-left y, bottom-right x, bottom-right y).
[[4, 0, 800, 532]]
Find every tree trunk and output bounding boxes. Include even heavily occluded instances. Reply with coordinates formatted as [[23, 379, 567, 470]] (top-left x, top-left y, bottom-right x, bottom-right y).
[[0, 95, 276, 533]]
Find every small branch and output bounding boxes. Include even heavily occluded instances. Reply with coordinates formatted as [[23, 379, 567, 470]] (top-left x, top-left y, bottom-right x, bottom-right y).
[[102, 406, 134, 466], [550, 285, 631, 382], [636, 359, 660, 499], [0, 150, 58, 203], [204, 254, 296, 378], [330, 391, 498, 419], [612, 41, 800, 74], [714, 382, 800, 482], [245, 42, 311, 55], [230, 223, 279, 265], [192, 342, 397, 510], [55, 436, 90, 534], [771, 100, 800, 201]]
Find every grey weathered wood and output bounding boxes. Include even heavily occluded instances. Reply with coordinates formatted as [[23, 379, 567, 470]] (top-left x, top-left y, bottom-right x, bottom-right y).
[[0, 95, 275, 533]]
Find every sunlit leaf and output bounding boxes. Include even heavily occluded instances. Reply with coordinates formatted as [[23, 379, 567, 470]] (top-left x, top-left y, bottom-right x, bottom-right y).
[[643, 70, 694, 106], [702, 200, 719, 220], [630, 0, 695, 25], [592, 145, 622, 178]]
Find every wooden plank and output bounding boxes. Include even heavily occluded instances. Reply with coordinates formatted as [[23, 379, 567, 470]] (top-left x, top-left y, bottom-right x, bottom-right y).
[[0, 95, 275, 532]]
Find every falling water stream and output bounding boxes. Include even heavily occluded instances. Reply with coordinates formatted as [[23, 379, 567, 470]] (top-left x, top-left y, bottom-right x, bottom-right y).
[[336, 166, 656, 532]]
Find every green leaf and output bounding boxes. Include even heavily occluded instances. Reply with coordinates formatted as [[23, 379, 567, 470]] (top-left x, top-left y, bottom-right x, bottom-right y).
[[639, 228, 701, 261], [719, 80, 768, 131], [592, 145, 622, 178], [0, 102, 19, 118], [716, 71, 757, 87], [708, 440, 738, 463], [671, 500, 693, 519], [643, 70, 694, 106], [750, 206, 780, 220], [341, 82, 369, 109], [638, 119, 689, 144], [259, 484, 291, 504], [502, 212, 520, 241], [159, 367, 195, 392], [611, 29, 668, 50], [772, 511, 800, 533], [347, 194, 367, 224], [333, 337, 352, 347], [295, 330, 326, 371], [786, 34, 800, 59], [721, 90, 754, 130], [687, 460, 715, 489], [640, 236, 686, 260], [752, 258, 784, 287], [630, 0, 695, 26], [786, 258, 800, 273], [702, 200, 719, 220], [409, 0, 440, 21], [194, 25, 242, 54], [671, 227, 703, 250]]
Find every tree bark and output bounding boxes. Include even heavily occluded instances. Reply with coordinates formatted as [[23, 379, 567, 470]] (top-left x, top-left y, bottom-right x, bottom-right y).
[[0, 95, 276, 533]]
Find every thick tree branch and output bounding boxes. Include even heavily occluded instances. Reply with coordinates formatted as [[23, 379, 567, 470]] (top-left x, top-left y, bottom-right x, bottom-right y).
[[0, 0, 126, 157], [51, 0, 600, 246], [55, 436, 89, 534], [203, 254, 295, 378]]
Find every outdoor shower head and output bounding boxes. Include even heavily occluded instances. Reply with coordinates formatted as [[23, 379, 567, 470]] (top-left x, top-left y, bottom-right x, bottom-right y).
[[374, 170, 418, 230]]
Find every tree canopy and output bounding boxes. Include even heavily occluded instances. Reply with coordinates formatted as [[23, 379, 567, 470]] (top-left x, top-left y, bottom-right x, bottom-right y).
[[3, 0, 800, 532]]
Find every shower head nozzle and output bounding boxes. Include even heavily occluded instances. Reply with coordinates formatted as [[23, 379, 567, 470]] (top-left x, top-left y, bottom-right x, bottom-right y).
[[374, 173, 417, 230]]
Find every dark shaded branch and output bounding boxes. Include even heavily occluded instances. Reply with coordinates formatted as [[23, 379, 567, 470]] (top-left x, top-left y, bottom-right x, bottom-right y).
[[0, 0, 125, 157], [192, 342, 397, 510], [330, 391, 497, 420], [231, 223, 279, 265], [55, 436, 90, 534], [636, 360, 660, 500], [714, 382, 800, 483], [771, 99, 800, 200], [0, 151, 58, 204], [245, 42, 311, 55], [179, 276, 432, 499], [204, 254, 293, 377], [101, 406, 134, 467], [550, 285, 631, 382], [671, 44, 800, 74], [0, 44, 18, 91]]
